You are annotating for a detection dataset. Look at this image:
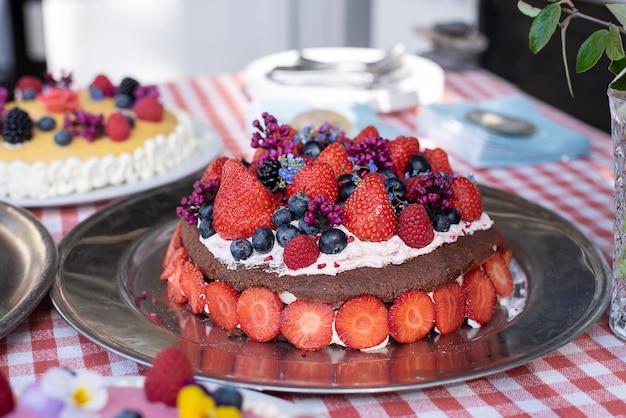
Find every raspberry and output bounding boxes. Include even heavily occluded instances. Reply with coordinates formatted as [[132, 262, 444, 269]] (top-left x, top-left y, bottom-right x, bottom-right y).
[[2, 107, 33, 144], [90, 74, 116, 97], [16, 75, 43, 94], [144, 346, 194, 406], [104, 112, 132, 141], [283, 234, 320, 270], [397, 203, 434, 248], [133, 96, 163, 122]]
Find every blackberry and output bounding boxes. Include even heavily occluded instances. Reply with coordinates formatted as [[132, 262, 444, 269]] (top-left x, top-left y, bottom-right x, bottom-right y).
[[257, 159, 282, 191], [117, 77, 139, 98], [0, 76, 15, 101], [2, 108, 33, 144]]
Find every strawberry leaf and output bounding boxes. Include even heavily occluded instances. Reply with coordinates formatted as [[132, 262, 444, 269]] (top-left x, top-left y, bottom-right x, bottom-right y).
[[576, 29, 608, 73], [529, 3, 561, 53]]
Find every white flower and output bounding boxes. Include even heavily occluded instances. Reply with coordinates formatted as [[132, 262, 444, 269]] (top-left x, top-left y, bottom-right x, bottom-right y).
[[36, 368, 108, 418]]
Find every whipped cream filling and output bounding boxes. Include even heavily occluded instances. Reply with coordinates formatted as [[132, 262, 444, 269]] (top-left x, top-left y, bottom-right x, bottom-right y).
[[200, 212, 493, 277], [0, 109, 196, 199]]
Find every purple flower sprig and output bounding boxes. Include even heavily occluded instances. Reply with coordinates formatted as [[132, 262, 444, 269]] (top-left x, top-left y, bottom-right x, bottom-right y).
[[406, 172, 454, 219], [295, 122, 345, 146], [62, 110, 104, 142], [43, 70, 73, 89], [176, 179, 220, 225], [135, 85, 160, 100], [250, 113, 295, 163], [347, 136, 392, 171], [304, 195, 343, 232]]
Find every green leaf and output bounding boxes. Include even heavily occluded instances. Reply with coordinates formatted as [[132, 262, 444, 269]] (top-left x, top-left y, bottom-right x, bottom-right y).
[[607, 24, 625, 61], [518, 0, 540, 18], [576, 29, 608, 73], [607, 4, 626, 28], [529, 3, 561, 53], [610, 57, 626, 75], [610, 60, 626, 90]]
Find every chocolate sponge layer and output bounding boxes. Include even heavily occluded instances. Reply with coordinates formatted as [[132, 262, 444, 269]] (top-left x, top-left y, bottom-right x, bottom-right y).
[[180, 221, 498, 304]]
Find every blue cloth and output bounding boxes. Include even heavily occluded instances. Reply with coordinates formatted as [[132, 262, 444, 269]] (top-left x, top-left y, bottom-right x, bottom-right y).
[[418, 95, 591, 167]]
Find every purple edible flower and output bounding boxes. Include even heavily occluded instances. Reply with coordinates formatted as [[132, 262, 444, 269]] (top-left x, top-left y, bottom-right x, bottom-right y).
[[304, 195, 343, 232], [250, 112, 294, 164], [62, 110, 104, 142], [176, 179, 220, 225], [347, 135, 392, 171]]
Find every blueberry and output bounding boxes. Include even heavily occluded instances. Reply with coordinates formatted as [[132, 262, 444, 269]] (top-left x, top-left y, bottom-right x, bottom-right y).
[[338, 180, 356, 202], [432, 213, 451, 232], [384, 177, 406, 199], [198, 201, 214, 221], [407, 154, 431, 175], [319, 228, 348, 254], [37, 116, 56, 132], [272, 207, 292, 227], [443, 208, 462, 224], [89, 86, 104, 101], [287, 194, 309, 219], [114, 94, 133, 109], [230, 238, 253, 260], [53, 130, 72, 146], [213, 385, 243, 409], [337, 173, 353, 184], [114, 410, 142, 418], [379, 167, 397, 178], [301, 140, 324, 158], [199, 218, 216, 238], [22, 88, 36, 100], [298, 217, 320, 236], [276, 224, 300, 247], [251, 226, 275, 254]]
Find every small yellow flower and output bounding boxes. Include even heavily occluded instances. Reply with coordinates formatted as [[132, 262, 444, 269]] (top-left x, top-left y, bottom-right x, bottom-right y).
[[177, 384, 215, 418]]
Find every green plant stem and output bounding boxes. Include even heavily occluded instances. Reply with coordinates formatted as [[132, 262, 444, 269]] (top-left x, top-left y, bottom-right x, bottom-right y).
[[563, 7, 626, 35]]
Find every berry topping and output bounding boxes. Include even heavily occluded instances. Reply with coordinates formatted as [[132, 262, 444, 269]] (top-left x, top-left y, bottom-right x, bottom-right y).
[[251, 226, 275, 254], [38, 88, 80, 113], [164, 247, 189, 304], [2, 107, 33, 144], [257, 159, 283, 192], [462, 267, 497, 325], [114, 94, 133, 109], [237, 287, 283, 342], [213, 385, 243, 408], [16, 75, 43, 94], [442, 207, 462, 225], [144, 346, 194, 407], [287, 193, 310, 219], [230, 238, 254, 260], [384, 176, 406, 199], [0, 76, 15, 101], [37, 116, 56, 131], [432, 213, 451, 232], [341, 175, 397, 242], [133, 96, 164, 122], [352, 125, 380, 144], [283, 234, 320, 270], [90, 74, 116, 97], [334, 295, 390, 349], [272, 207, 292, 227], [432, 281, 466, 335], [315, 142, 353, 177], [388, 135, 420, 177], [276, 224, 300, 247], [424, 148, 453, 174], [280, 299, 334, 351], [301, 139, 324, 158], [397, 203, 435, 248], [205, 281, 239, 331], [388, 289, 435, 343], [212, 159, 279, 240], [179, 261, 207, 314], [114, 410, 143, 418], [53, 130, 72, 146], [105, 111, 132, 141], [319, 228, 348, 254], [482, 252, 514, 297], [285, 161, 339, 202], [117, 76, 139, 98], [407, 154, 431, 175], [449, 176, 483, 221]]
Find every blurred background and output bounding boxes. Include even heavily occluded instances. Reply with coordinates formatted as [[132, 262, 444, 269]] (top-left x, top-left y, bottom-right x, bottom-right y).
[[0, 0, 616, 130]]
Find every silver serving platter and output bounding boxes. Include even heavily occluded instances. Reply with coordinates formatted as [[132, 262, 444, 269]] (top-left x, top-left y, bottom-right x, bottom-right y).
[[0, 201, 58, 339], [51, 179, 611, 393]]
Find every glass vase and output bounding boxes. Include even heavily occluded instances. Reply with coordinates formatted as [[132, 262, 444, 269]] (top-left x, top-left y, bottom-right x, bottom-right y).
[[609, 87, 626, 341]]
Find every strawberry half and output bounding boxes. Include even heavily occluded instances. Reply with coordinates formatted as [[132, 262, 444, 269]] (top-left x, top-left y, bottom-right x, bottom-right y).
[[164, 247, 189, 304], [212, 159, 279, 240], [462, 267, 497, 325], [334, 295, 389, 349], [285, 161, 339, 201], [283, 234, 320, 270], [162, 221, 183, 269], [388, 136, 420, 177], [180, 261, 207, 315], [449, 176, 483, 222], [144, 347, 194, 407], [341, 175, 397, 242], [424, 148, 453, 174], [432, 281, 466, 335], [315, 142, 353, 177], [482, 252, 514, 297], [205, 281, 239, 331], [200, 156, 229, 183], [352, 125, 380, 144], [280, 299, 334, 351], [237, 287, 283, 342], [388, 289, 435, 343], [397, 203, 434, 249]]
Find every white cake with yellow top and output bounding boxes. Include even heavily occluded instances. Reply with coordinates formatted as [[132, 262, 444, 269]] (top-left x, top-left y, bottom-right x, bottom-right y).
[[0, 73, 196, 200]]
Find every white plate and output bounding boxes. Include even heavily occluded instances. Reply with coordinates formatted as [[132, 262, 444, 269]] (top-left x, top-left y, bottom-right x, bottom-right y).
[[106, 376, 315, 418], [243, 47, 445, 113], [2, 127, 223, 208]]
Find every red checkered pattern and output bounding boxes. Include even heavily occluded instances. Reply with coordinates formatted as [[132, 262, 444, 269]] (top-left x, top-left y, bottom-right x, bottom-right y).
[[1, 70, 624, 416]]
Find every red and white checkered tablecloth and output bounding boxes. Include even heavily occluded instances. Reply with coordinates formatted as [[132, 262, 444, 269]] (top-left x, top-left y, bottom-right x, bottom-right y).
[[2, 69, 625, 417]]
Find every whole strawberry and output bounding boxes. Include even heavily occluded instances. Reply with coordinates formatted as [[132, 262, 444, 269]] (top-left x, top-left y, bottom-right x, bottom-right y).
[[133, 96, 163, 122], [200, 156, 229, 183], [283, 234, 320, 269], [424, 148, 453, 174], [397, 204, 434, 248], [0, 371, 14, 416], [342, 175, 396, 242], [388, 136, 420, 177], [449, 176, 482, 221], [213, 159, 279, 240], [315, 142, 353, 177], [285, 161, 338, 201], [144, 346, 194, 407]]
